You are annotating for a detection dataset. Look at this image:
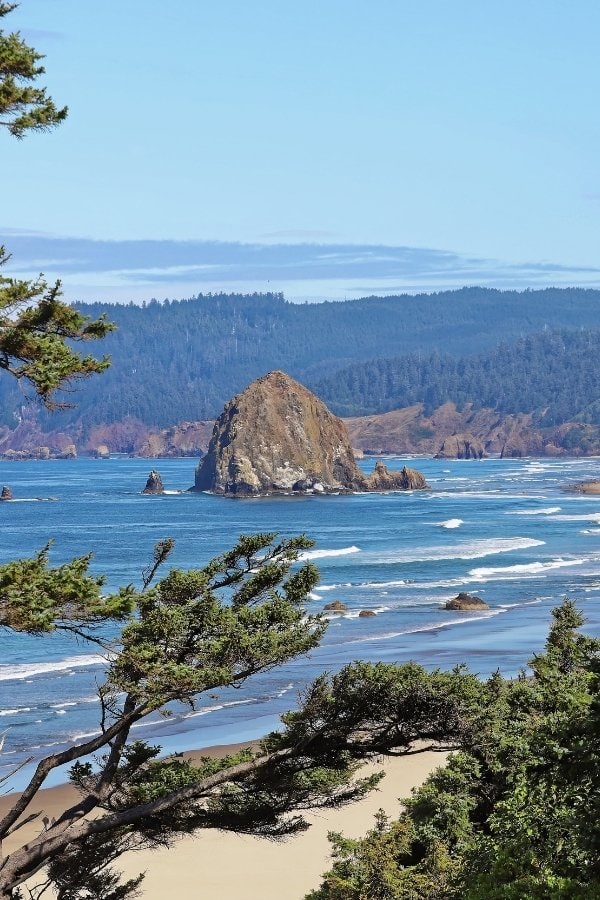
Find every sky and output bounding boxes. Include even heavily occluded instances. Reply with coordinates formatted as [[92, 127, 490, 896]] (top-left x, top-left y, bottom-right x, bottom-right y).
[[2, 0, 600, 304]]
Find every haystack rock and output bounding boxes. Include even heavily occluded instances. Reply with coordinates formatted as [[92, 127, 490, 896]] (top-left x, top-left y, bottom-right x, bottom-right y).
[[0, 485, 12, 501], [435, 433, 485, 460], [142, 470, 165, 494], [190, 371, 429, 496]]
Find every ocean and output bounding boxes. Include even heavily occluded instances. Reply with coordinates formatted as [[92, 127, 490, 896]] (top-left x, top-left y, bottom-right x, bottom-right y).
[[2, 454, 600, 786]]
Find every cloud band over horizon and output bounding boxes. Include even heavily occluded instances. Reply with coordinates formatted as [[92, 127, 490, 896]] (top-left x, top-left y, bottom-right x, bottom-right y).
[[2, 231, 600, 304]]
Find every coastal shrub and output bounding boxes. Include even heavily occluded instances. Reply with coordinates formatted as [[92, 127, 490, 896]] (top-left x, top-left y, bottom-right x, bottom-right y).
[[307, 601, 600, 899]]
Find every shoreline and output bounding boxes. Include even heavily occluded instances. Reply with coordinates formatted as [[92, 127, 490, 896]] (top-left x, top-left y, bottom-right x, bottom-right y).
[[1, 740, 449, 899]]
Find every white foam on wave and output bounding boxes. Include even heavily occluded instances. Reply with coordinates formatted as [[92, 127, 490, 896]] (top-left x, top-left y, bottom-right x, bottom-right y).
[[299, 546, 360, 561], [314, 582, 353, 592], [336, 605, 392, 619], [0, 654, 106, 682], [343, 609, 504, 645], [549, 512, 600, 522], [581, 528, 600, 535], [362, 537, 544, 565], [308, 591, 322, 601], [6, 497, 57, 503], [469, 557, 584, 580], [0, 707, 33, 716], [439, 518, 463, 529], [182, 698, 256, 720], [512, 507, 561, 516], [498, 599, 544, 609]]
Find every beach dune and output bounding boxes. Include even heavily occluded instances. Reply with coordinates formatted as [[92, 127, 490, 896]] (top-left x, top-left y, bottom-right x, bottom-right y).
[[1, 745, 447, 899]]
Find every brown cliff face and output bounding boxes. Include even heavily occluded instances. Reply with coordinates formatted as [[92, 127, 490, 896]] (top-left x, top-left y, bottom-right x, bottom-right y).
[[435, 433, 485, 460], [191, 371, 428, 496]]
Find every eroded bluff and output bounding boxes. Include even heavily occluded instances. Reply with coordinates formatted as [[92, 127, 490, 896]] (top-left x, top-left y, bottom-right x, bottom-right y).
[[191, 371, 428, 496]]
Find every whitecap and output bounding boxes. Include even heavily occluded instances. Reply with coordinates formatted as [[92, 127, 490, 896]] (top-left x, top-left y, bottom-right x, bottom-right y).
[[549, 513, 600, 522], [439, 518, 463, 529], [512, 507, 561, 515], [469, 558, 584, 580], [0, 707, 32, 716], [361, 537, 544, 565], [343, 610, 504, 644], [317, 582, 353, 592], [299, 546, 361, 561], [0, 654, 107, 682]]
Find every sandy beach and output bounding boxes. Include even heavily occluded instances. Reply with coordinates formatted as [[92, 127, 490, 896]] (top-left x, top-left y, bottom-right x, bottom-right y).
[[1, 743, 448, 899]]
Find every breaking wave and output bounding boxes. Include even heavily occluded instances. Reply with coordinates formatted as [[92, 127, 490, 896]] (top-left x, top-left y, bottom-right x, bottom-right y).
[[299, 545, 361, 561], [0, 655, 107, 682]]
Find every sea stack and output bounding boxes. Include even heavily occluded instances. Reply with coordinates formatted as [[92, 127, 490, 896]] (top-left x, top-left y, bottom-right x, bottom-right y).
[[0, 485, 12, 501], [191, 371, 429, 496], [142, 470, 165, 494]]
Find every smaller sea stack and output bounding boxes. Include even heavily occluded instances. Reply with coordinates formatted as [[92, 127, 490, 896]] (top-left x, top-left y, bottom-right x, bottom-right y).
[[0, 485, 13, 501], [142, 470, 165, 494]]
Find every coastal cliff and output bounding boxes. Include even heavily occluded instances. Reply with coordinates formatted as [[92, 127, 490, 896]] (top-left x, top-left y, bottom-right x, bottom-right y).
[[191, 371, 428, 496]]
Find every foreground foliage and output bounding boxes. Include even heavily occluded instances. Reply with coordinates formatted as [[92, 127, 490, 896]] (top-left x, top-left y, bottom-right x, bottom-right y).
[[307, 601, 600, 899], [0, 535, 486, 900]]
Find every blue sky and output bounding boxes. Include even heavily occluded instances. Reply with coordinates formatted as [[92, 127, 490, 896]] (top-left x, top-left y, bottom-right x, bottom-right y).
[[2, 1, 600, 303]]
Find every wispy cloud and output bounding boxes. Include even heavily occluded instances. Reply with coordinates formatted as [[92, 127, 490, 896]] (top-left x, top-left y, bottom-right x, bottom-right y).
[[1, 231, 599, 304]]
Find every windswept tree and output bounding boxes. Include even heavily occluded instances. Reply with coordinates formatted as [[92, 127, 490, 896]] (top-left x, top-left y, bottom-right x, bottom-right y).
[[0, 2, 112, 408], [0, 537, 471, 899], [0, 2, 67, 137]]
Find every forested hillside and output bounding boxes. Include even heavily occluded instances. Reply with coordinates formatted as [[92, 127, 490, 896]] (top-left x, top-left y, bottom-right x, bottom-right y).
[[313, 329, 600, 424], [1, 286, 600, 431]]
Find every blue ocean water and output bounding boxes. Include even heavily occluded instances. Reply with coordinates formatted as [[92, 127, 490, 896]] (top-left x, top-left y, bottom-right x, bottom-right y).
[[2, 454, 600, 784]]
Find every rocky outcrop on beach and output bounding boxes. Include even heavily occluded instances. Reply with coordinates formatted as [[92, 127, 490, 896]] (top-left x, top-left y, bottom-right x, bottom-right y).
[[138, 421, 213, 458], [142, 470, 165, 494], [445, 592, 489, 611], [435, 433, 485, 460], [0, 486, 12, 501], [364, 460, 429, 490], [563, 480, 600, 495], [359, 609, 376, 618], [191, 371, 429, 496]]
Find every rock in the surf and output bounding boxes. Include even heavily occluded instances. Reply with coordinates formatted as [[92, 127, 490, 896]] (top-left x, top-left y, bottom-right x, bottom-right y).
[[0, 485, 12, 501], [563, 479, 600, 495], [142, 469, 165, 494], [324, 600, 348, 613], [445, 592, 489, 611]]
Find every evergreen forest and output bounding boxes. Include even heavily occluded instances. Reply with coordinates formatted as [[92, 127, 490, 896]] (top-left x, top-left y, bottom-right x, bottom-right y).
[[1, 287, 600, 431], [313, 328, 600, 422]]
